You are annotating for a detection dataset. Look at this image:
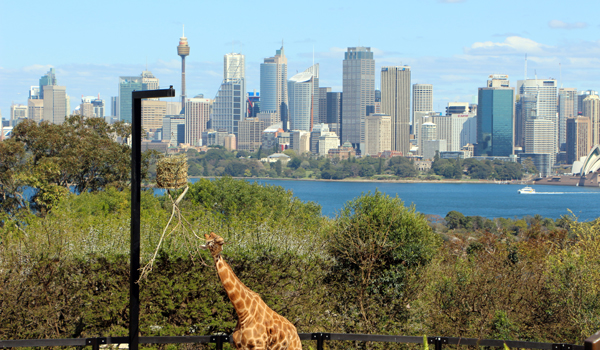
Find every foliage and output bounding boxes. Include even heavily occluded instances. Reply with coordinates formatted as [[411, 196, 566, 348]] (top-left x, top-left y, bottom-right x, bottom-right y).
[[326, 191, 441, 334], [1, 116, 156, 214]]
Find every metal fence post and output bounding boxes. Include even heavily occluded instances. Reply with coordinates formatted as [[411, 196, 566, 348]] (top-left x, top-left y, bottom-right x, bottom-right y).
[[311, 333, 330, 350]]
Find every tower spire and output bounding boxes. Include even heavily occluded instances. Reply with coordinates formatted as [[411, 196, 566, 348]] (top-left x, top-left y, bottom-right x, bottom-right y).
[[177, 25, 190, 114]]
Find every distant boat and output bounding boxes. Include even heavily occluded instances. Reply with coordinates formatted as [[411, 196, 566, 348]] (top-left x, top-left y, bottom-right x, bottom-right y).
[[518, 186, 535, 194]]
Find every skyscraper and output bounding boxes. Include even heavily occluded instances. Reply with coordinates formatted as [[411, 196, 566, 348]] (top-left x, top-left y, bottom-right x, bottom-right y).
[[39, 68, 57, 99], [566, 116, 591, 164], [582, 94, 600, 146], [288, 64, 318, 132], [364, 113, 392, 156], [43, 85, 67, 124], [177, 26, 190, 113], [517, 78, 558, 153], [260, 46, 288, 119], [381, 66, 411, 155], [342, 46, 375, 150], [412, 84, 433, 121], [476, 75, 514, 157], [185, 96, 212, 146], [412, 83, 434, 151], [211, 53, 246, 137], [118, 76, 143, 124], [558, 88, 578, 151]]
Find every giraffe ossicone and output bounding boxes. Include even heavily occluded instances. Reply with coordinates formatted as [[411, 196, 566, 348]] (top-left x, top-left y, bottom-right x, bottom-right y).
[[201, 232, 302, 350]]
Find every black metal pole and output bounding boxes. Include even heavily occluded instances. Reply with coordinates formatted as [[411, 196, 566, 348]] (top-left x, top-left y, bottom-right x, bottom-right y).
[[130, 87, 175, 350]]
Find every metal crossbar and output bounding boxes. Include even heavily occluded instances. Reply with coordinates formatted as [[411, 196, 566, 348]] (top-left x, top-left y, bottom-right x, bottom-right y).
[[0, 333, 592, 350]]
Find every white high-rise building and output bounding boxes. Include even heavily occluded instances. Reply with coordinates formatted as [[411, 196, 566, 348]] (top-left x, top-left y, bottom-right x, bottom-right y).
[[364, 113, 392, 156], [43, 85, 67, 124], [288, 65, 318, 132], [224, 53, 245, 81], [211, 53, 246, 137], [413, 83, 433, 122], [185, 97, 212, 146], [10, 104, 27, 126], [381, 66, 410, 155], [517, 78, 558, 153]]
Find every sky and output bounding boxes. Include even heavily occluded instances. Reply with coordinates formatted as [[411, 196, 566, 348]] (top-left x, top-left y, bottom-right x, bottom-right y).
[[1, 0, 599, 121]]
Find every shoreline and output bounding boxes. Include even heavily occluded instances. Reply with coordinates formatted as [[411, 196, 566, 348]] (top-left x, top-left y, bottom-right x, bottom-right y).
[[185, 176, 533, 185]]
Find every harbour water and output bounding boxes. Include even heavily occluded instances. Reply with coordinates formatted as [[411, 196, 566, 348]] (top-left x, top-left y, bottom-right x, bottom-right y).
[[166, 179, 600, 221]]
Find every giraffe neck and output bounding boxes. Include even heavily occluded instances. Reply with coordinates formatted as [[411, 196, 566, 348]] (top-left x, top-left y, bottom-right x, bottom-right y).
[[214, 255, 256, 321]]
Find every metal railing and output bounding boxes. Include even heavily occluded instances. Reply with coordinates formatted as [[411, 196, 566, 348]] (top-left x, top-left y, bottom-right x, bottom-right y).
[[2, 331, 599, 350]]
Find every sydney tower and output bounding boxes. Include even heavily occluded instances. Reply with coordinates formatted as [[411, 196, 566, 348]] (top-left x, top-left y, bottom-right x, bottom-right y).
[[177, 26, 190, 114]]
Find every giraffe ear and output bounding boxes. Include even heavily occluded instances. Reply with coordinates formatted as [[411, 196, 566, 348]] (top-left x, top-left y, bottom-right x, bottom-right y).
[[204, 233, 211, 240]]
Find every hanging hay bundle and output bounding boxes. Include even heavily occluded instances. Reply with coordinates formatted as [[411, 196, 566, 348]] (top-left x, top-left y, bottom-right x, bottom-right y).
[[156, 154, 188, 189]]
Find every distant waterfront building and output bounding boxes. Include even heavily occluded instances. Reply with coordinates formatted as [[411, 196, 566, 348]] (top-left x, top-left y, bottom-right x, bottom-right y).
[[185, 97, 212, 146], [10, 104, 27, 126], [364, 113, 392, 156], [342, 46, 375, 150], [43, 85, 67, 124], [39, 68, 57, 99], [381, 66, 411, 155], [412, 83, 433, 123], [141, 100, 167, 132], [517, 78, 558, 153], [92, 97, 105, 119], [28, 99, 43, 123], [446, 102, 469, 115], [238, 118, 265, 152], [260, 46, 288, 119], [326, 91, 342, 132], [476, 75, 514, 157], [318, 87, 331, 124], [310, 123, 329, 154], [288, 65, 318, 132], [118, 76, 143, 123], [525, 117, 555, 155], [318, 131, 341, 156], [566, 116, 591, 165], [558, 88, 578, 151], [211, 53, 246, 138], [110, 96, 118, 120], [577, 90, 598, 114], [290, 130, 310, 154], [582, 94, 600, 146]]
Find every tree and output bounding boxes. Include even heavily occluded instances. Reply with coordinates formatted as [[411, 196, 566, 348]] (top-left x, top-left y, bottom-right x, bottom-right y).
[[274, 160, 282, 176], [5, 116, 151, 214], [288, 157, 302, 170], [0, 139, 27, 215], [445, 210, 466, 229], [327, 191, 441, 333]]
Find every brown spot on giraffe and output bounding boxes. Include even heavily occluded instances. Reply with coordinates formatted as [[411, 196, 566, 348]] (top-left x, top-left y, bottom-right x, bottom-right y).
[[201, 232, 301, 350]]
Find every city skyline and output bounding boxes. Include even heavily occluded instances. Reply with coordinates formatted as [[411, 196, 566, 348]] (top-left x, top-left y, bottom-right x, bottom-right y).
[[1, 0, 599, 120]]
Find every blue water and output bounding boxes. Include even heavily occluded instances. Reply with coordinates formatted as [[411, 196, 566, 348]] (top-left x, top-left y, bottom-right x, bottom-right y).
[[158, 179, 600, 221]]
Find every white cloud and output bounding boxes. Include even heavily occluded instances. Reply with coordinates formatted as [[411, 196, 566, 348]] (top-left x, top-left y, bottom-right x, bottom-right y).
[[548, 20, 587, 29], [466, 36, 550, 55], [22, 64, 53, 73]]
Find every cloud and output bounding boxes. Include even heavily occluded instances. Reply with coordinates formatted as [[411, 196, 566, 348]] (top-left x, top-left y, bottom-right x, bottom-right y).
[[548, 20, 587, 29], [465, 36, 550, 55], [22, 64, 53, 73]]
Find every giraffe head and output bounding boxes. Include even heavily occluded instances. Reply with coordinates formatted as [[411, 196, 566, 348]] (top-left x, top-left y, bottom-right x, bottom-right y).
[[200, 232, 226, 258]]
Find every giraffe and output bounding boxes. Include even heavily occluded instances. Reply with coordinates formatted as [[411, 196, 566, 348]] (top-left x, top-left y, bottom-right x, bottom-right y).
[[200, 232, 302, 350]]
